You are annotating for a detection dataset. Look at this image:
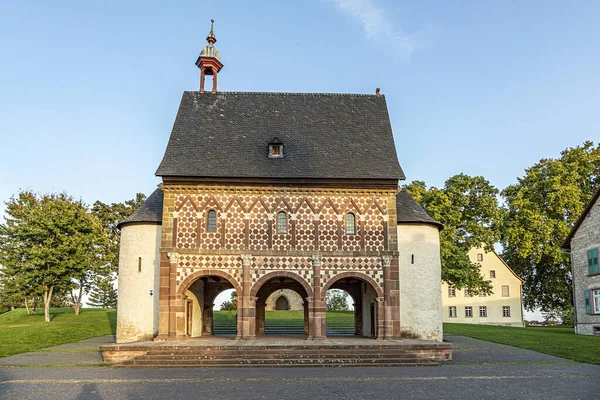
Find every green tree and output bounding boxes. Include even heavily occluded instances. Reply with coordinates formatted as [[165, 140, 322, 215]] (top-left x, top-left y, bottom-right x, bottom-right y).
[[91, 193, 146, 274], [405, 174, 502, 293], [326, 289, 349, 311], [220, 291, 237, 311], [0, 191, 104, 322], [87, 275, 118, 308], [500, 141, 600, 313]]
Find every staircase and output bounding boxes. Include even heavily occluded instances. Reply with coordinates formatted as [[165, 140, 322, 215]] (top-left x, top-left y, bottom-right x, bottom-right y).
[[113, 344, 443, 368]]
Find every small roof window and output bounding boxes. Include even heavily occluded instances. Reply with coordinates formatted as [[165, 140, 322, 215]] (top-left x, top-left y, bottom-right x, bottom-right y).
[[268, 137, 284, 158]]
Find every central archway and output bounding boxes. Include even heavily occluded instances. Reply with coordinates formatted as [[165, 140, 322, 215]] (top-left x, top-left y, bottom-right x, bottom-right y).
[[250, 272, 314, 337]]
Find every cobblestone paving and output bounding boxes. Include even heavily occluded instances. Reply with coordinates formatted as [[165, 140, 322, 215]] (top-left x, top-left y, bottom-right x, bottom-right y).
[[0, 334, 598, 399]]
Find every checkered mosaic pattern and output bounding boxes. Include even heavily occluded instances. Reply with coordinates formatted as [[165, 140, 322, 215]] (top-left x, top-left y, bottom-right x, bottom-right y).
[[176, 255, 242, 287], [250, 256, 313, 287], [172, 192, 388, 252], [321, 257, 384, 292]]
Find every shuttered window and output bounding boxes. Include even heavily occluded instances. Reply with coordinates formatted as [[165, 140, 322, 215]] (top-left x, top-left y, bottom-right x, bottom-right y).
[[584, 290, 591, 314], [588, 249, 599, 275]]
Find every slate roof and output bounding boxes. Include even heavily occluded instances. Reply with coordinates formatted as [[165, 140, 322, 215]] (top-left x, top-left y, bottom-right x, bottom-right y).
[[155, 92, 405, 180], [396, 190, 443, 230], [117, 189, 164, 229], [562, 186, 600, 249]]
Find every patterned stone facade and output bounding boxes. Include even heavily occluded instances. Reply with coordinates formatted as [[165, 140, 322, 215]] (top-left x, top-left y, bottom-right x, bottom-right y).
[[156, 184, 400, 340]]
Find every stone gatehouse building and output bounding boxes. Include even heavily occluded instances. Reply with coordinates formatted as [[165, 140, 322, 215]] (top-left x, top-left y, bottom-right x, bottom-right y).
[[563, 186, 600, 335], [115, 22, 443, 344]]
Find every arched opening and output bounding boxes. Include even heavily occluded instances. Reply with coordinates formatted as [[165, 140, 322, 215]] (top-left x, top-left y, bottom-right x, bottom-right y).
[[325, 288, 354, 336], [275, 296, 289, 310], [251, 273, 313, 337], [179, 271, 241, 338], [322, 273, 383, 339]]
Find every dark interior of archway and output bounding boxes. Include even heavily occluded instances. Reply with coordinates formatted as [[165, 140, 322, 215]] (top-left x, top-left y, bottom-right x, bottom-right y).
[[194, 276, 236, 336], [326, 279, 362, 337], [256, 278, 308, 336]]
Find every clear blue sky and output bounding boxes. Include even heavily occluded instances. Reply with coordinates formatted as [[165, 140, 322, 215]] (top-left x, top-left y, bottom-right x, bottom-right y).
[[1, 0, 599, 210]]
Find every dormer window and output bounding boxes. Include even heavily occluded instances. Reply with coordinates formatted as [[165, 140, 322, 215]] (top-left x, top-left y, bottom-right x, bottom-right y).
[[268, 137, 284, 158]]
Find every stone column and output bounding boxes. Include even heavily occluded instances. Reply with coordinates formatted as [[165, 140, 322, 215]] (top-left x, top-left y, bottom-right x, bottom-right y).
[[375, 296, 385, 341], [303, 300, 309, 336], [311, 255, 326, 340], [167, 252, 184, 339], [256, 299, 266, 336], [241, 254, 256, 340], [202, 303, 214, 336], [382, 255, 394, 340], [354, 302, 363, 336], [156, 252, 172, 341]]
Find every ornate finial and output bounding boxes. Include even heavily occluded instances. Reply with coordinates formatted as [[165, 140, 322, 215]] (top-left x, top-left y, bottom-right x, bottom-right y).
[[207, 19, 217, 44]]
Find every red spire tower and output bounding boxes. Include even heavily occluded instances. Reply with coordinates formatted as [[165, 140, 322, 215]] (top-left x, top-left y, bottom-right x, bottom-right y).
[[196, 19, 223, 93]]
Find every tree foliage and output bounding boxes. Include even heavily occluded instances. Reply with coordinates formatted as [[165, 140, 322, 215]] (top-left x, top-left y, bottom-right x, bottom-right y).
[[220, 291, 237, 311], [326, 289, 349, 311], [87, 275, 118, 308], [501, 141, 600, 312], [0, 192, 105, 322], [405, 174, 502, 293]]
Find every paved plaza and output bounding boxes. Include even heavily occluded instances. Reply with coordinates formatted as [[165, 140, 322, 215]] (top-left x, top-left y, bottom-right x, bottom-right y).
[[0, 335, 598, 399]]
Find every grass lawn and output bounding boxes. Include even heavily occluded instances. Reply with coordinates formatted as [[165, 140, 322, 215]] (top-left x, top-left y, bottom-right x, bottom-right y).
[[0, 308, 116, 358], [444, 323, 600, 365], [213, 310, 354, 324]]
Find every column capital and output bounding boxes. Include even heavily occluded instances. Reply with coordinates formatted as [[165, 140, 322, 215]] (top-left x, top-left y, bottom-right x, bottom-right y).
[[375, 296, 385, 304], [167, 252, 180, 264], [240, 254, 253, 266], [381, 255, 393, 268], [311, 255, 322, 266]]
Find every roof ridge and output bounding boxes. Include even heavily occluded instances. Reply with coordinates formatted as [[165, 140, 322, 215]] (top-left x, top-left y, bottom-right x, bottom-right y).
[[183, 91, 383, 97]]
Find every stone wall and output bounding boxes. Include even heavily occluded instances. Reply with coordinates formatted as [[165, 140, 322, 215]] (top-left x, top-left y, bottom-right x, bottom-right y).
[[397, 224, 443, 341], [570, 195, 600, 335], [116, 224, 161, 343], [265, 289, 304, 310]]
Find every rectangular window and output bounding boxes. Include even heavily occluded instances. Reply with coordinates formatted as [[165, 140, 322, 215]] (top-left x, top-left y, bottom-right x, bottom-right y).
[[490, 270, 496, 278], [477, 253, 483, 261], [465, 306, 473, 318], [479, 306, 487, 317], [464, 288, 472, 297], [138, 257, 142, 273], [588, 249, 599, 275], [448, 287, 456, 297], [594, 289, 600, 314], [503, 306, 511, 317], [502, 285, 510, 297], [449, 306, 457, 318]]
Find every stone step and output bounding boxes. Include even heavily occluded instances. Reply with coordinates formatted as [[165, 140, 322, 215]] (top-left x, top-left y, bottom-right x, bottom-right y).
[[114, 361, 439, 368], [118, 357, 439, 367], [140, 352, 423, 360]]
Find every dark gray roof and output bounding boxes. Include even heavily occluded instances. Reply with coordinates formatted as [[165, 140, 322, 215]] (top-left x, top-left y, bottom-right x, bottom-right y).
[[156, 92, 405, 180], [396, 190, 443, 230], [117, 189, 164, 229]]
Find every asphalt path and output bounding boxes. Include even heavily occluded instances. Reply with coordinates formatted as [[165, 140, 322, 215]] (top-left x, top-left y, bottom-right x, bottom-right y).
[[0, 335, 598, 399]]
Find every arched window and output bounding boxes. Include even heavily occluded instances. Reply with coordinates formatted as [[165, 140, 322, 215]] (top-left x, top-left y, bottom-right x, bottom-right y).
[[346, 213, 356, 234], [207, 210, 217, 232], [277, 212, 287, 234]]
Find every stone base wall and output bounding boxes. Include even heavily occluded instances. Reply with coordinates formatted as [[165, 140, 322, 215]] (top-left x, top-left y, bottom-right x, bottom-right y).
[[265, 289, 304, 310]]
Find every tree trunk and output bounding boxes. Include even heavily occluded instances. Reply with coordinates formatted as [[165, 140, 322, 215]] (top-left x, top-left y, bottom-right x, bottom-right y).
[[43, 286, 54, 323], [32, 298, 38, 314], [73, 284, 83, 316], [24, 295, 30, 315]]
